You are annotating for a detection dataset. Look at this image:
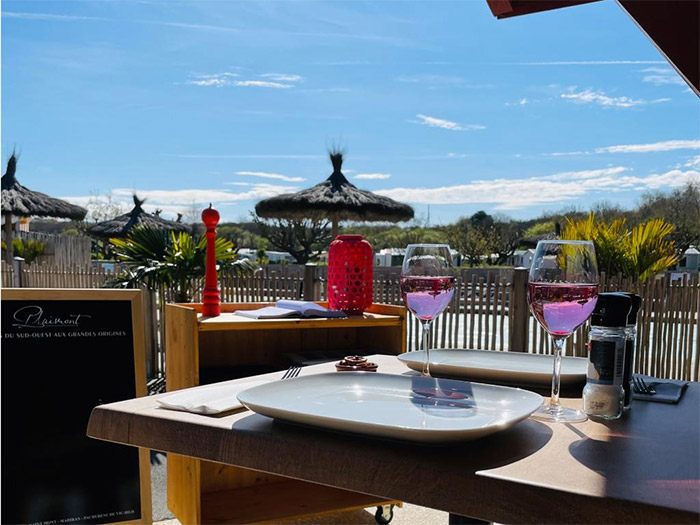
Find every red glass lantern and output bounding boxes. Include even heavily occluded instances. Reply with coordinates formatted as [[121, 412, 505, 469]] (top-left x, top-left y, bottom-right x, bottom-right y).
[[328, 235, 373, 315]]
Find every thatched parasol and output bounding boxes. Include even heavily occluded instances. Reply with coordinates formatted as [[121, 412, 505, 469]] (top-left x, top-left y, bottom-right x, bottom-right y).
[[2, 154, 87, 263], [86, 195, 189, 239], [255, 152, 414, 237]]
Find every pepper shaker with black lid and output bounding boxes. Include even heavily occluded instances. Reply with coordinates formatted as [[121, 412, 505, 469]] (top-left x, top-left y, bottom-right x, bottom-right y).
[[583, 293, 631, 420]]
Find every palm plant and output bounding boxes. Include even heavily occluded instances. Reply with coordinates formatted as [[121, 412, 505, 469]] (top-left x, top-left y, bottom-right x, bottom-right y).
[[562, 214, 678, 281], [105, 225, 256, 302], [1, 238, 46, 265]]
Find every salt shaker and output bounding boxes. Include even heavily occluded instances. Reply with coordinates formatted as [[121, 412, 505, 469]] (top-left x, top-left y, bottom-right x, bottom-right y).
[[583, 293, 631, 420]]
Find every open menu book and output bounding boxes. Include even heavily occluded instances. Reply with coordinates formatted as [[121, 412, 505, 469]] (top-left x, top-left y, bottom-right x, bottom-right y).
[[233, 300, 348, 320]]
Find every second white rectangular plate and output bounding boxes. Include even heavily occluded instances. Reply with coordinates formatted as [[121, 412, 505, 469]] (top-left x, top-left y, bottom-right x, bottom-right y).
[[398, 349, 587, 386], [237, 372, 542, 443]]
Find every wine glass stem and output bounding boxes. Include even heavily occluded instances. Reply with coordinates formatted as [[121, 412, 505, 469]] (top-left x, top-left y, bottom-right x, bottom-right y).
[[420, 319, 432, 377], [549, 336, 566, 409]]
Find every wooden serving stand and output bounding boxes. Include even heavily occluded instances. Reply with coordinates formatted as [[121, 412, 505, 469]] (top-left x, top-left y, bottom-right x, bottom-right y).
[[165, 302, 406, 524]]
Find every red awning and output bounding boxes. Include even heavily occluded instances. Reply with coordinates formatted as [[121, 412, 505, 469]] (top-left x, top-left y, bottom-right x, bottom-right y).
[[486, 0, 601, 19], [486, 0, 699, 97]]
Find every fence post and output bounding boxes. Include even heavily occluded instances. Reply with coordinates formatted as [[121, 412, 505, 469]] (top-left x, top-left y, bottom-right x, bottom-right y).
[[303, 264, 320, 301], [509, 267, 529, 352], [12, 258, 24, 288]]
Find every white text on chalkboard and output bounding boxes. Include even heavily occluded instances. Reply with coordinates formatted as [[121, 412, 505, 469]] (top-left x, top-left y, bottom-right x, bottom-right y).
[[12, 305, 91, 329]]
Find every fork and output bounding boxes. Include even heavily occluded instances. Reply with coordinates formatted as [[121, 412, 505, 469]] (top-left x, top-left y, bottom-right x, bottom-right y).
[[633, 375, 656, 395], [281, 366, 301, 380]]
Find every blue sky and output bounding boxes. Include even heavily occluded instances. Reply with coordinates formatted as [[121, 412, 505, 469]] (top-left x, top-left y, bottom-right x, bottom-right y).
[[3, 0, 699, 225]]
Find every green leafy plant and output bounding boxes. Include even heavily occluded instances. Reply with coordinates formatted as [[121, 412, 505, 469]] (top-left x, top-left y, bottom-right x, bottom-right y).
[[1, 238, 46, 265], [562, 213, 678, 281], [105, 225, 256, 302]]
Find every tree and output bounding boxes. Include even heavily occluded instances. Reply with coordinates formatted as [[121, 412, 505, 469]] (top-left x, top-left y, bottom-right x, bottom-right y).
[[86, 191, 125, 223], [490, 220, 525, 265], [562, 213, 678, 281], [253, 215, 331, 264], [445, 218, 490, 267], [523, 220, 555, 239], [106, 225, 255, 302], [469, 210, 494, 230], [218, 224, 269, 250], [372, 227, 447, 249], [637, 182, 700, 255]]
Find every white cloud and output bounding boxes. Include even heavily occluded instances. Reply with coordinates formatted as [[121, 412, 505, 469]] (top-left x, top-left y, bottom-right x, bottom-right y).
[[545, 151, 590, 157], [234, 171, 306, 182], [505, 98, 529, 107], [639, 67, 686, 86], [139, 21, 238, 33], [354, 173, 391, 180], [396, 74, 466, 85], [547, 139, 700, 157], [596, 139, 700, 154], [414, 114, 486, 131], [186, 78, 228, 87], [3, 11, 240, 33], [185, 73, 293, 89], [66, 184, 298, 211], [684, 155, 700, 168], [234, 80, 292, 89], [375, 166, 700, 210], [192, 72, 239, 79], [3, 12, 105, 21], [260, 73, 303, 82], [561, 87, 669, 108]]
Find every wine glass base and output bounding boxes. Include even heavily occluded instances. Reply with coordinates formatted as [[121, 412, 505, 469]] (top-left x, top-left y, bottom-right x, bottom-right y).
[[531, 404, 587, 423]]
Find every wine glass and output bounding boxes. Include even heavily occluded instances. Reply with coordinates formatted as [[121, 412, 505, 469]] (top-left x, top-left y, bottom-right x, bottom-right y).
[[528, 240, 599, 423], [400, 244, 456, 377]]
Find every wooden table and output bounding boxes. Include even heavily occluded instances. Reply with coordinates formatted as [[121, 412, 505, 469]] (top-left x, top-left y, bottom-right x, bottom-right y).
[[87, 355, 700, 524]]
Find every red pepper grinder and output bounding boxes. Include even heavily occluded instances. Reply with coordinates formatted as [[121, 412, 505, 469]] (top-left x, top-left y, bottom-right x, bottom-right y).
[[201, 204, 221, 317], [328, 234, 373, 316]]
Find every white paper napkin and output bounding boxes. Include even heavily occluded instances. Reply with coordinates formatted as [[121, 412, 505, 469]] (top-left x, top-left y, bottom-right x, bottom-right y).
[[157, 379, 268, 415]]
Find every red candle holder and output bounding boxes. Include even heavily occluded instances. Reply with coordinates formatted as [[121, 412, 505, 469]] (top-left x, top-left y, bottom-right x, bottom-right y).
[[201, 204, 221, 317], [328, 235, 373, 316]]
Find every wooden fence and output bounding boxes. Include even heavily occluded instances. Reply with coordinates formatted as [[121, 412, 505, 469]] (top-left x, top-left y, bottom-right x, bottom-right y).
[[17, 231, 92, 266], [2, 262, 698, 382]]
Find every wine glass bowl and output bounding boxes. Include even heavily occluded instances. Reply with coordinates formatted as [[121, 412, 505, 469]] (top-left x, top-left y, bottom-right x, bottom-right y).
[[400, 244, 456, 377], [528, 240, 598, 423]]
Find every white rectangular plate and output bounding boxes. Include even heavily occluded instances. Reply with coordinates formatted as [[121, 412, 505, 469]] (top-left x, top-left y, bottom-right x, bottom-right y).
[[237, 373, 542, 443], [398, 349, 587, 386]]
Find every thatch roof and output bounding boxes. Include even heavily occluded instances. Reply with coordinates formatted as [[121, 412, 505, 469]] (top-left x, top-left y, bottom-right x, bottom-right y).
[[1, 154, 87, 220], [255, 153, 414, 223], [86, 195, 189, 238]]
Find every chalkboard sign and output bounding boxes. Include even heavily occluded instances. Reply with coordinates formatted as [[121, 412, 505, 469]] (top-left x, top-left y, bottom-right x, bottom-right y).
[[1, 289, 151, 525]]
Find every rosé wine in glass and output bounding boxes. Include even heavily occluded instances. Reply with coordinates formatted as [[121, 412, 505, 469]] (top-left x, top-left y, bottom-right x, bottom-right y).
[[528, 240, 598, 424], [400, 276, 456, 321], [527, 283, 598, 336], [400, 244, 455, 377]]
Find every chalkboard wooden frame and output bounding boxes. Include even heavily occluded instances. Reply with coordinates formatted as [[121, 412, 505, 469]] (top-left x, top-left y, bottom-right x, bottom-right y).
[[2, 288, 152, 525]]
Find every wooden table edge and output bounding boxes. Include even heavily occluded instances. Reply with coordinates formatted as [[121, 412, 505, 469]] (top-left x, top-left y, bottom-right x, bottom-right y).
[[86, 404, 699, 525]]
